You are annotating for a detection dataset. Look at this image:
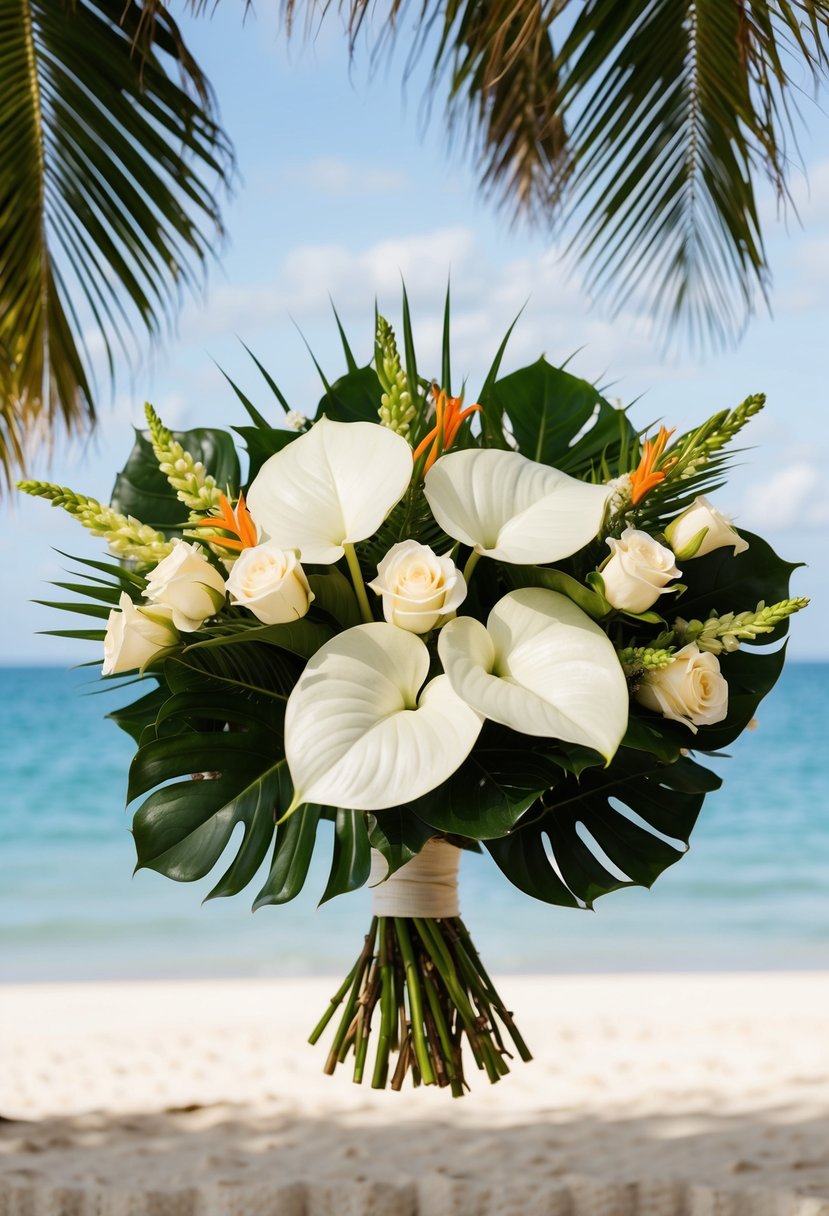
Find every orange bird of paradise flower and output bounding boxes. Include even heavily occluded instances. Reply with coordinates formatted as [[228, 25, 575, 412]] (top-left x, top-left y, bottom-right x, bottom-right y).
[[193, 492, 258, 552], [629, 426, 675, 506], [413, 387, 482, 474]]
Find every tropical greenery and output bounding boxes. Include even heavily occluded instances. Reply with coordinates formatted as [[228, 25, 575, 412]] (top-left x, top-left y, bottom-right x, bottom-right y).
[[0, 0, 233, 490], [3, 1, 829, 488]]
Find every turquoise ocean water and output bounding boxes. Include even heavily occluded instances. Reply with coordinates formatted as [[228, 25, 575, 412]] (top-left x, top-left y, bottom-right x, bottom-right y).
[[1, 663, 827, 981]]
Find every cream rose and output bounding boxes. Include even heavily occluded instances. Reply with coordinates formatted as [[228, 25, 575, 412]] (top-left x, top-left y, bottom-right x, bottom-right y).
[[144, 540, 226, 632], [635, 643, 729, 732], [601, 528, 681, 614], [368, 540, 467, 634], [664, 496, 749, 560], [226, 543, 313, 625], [102, 592, 179, 676]]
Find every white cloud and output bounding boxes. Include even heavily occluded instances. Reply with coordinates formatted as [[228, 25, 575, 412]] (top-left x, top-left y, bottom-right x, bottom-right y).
[[742, 461, 829, 531], [180, 226, 669, 396], [285, 156, 409, 197]]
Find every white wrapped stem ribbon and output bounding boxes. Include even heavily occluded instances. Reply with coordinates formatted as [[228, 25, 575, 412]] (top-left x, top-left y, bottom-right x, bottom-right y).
[[369, 838, 460, 918]]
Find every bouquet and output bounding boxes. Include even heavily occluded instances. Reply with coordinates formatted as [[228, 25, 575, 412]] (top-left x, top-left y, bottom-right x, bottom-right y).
[[21, 296, 807, 1096]]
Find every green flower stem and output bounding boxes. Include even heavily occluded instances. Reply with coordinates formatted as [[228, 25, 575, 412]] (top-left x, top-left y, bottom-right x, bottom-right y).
[[455, 921, 533, 1063], [394, 917, 437, 1086], [307, 962, 360, 1045], [352, 959, 379, 1084], [311, 913, 530, 1095], [343, 542, 374, 624], [422, 969, 464, 1096], [322, 919, 376, 1074], [371, 920, 395, 1089], [463, 550, 481, 584]]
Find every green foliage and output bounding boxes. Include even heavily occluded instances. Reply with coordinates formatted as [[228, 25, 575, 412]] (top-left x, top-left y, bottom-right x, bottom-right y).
[[366, 808, 436, 877], [111, 426, 240, 533], [360, 480, 450, 571], [313, 366, 384, 425], [320, 809, 371, 904], [1, 0, 232, 489], [129, 688, 291, 903], [254, 806, 322, 908], [487, 751, 721, 908], [675, 532, 801, 640], [411, 734, 563, 840], [233, 426, 297, 484], [486, 358, 635, 476]]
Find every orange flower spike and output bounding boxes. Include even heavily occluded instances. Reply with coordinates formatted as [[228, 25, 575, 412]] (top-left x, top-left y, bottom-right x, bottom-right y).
[[193, 493, 259, 553], [413, 387, 482, 474], [630, 426, 675, 506]]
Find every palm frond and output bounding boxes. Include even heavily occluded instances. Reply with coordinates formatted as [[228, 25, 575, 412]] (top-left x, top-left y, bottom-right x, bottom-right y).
[[271, 0, 829, 345], [0, 0, 234, 490], [555, 0, 829, 345]]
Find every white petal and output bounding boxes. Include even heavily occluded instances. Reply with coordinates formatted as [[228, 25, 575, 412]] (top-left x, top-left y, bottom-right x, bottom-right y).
[[285, 623, 482, 811], [438, 588, 628, 760], [424, 448, 611, 564], [246, 417, 413, 564]]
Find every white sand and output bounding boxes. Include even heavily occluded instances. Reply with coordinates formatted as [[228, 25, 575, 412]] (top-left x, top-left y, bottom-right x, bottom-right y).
[[1, 973, 828, 1214]]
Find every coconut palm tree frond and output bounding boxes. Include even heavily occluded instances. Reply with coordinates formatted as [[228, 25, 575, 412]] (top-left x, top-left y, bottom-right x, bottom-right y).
[[272, 0, 829, 345], [435, 0, 570, 222], [0, 0, 234, 489], [554, 0, 829, 345]]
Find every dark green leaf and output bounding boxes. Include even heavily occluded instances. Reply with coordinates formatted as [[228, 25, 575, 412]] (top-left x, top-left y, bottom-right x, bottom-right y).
[[307, 568, 362, 630], [129, 690, 289, 902], [110, 426, 240, 531], [313, 366, 383, 425], [254, 805, 322, 908], [411, 746, 562, 840], [503, 564, 611, 620], [233, 425, 297, 484], [488, 358, 635, 474], [487, 749, 721, 908], [320, 808, 371, 904], [106, 683, 166, 744], [367, 807, 436, 877]]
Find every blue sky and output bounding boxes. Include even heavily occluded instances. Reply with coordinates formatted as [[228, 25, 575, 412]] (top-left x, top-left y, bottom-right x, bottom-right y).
[[6, 6, 828, 662]]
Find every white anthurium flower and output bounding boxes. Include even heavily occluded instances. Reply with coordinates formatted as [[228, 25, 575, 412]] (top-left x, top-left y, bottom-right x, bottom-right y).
[[284, 623, 483, 813], [424, 448, 612, 565], [368, 540, 467, 634], [438, 588, 628, 761], [245, 417, 413, 564]]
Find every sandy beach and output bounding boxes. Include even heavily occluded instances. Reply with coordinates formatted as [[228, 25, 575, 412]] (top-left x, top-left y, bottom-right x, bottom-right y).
[[1, 972, 828, 1214]]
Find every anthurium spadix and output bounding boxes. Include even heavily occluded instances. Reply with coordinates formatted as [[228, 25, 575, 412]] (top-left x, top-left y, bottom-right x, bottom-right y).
[[246, 417, 412, 563], [284, 623, 483, 813], [424, 448, 611, 564], [438, 588, 628, 761]]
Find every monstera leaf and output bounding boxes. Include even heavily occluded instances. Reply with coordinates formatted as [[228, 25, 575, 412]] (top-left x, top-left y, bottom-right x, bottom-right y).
[[111, 426, 240, 532], [128, 688, 291, 902], [320, 809, 372, 904], [484, 359, 635, 475], [313, 366, 383, 424], [410, 731, 564, 840], [487, 750, 721, 908]]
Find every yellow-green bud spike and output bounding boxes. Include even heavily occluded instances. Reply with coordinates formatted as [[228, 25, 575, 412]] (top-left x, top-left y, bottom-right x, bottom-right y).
[[617, 645, 676, 674], [673, 597, 810, 654], [144, 402, 223, 513], [375, 316, 415, 438], [18, 480, 173, 564]]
